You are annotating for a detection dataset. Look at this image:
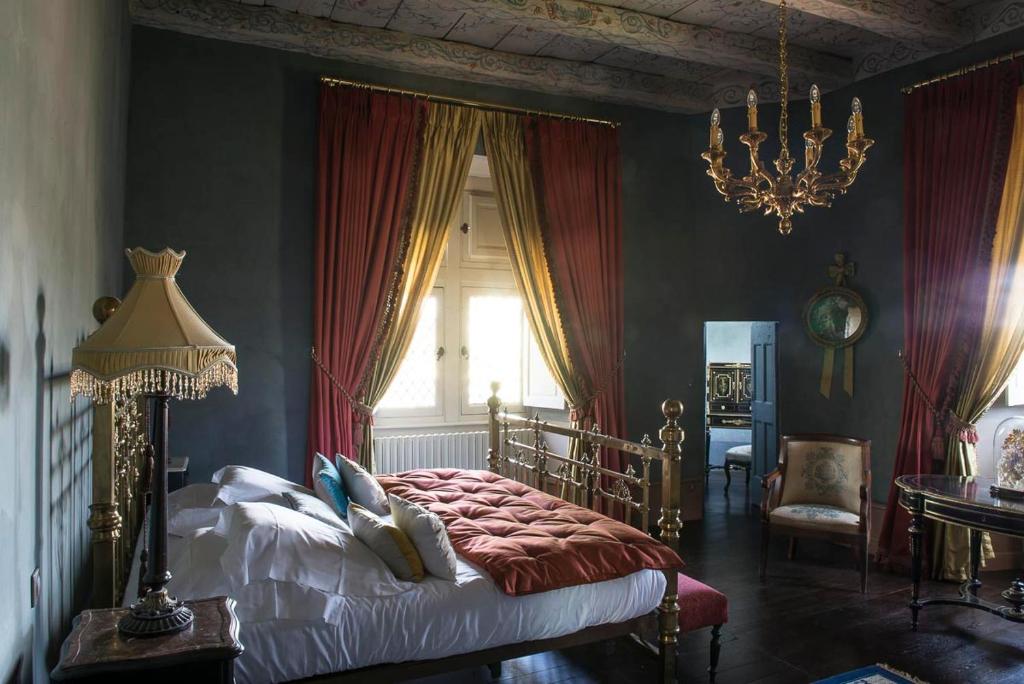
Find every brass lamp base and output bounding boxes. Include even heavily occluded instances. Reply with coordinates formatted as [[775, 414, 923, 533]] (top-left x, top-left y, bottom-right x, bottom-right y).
[[118, 589, 194, 637]]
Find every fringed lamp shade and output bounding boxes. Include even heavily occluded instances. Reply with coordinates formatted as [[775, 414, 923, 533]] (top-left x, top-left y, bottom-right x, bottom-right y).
[[71, 248, 237, 403]]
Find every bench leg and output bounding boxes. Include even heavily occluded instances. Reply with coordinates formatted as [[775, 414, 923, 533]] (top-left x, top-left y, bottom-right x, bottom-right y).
[[745, 464, 751, 490], [487, 662, 502, 678], [788, 537, 798, 561], [709, 624, 722, 681], [724, 463, 732, 493]]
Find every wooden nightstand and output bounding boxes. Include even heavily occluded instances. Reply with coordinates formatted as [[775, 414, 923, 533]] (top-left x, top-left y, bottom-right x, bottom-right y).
[[51, 596, 243, 683], [168, 455, 190, 492]]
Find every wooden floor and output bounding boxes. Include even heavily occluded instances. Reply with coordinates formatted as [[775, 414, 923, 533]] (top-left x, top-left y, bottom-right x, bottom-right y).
[[414, 471, 1024, 684]]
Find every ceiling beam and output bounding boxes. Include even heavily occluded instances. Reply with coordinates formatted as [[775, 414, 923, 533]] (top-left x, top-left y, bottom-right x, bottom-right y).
[[407, 0, 851, 86], [761, 0, 965, 47], [130, 0, 714, 113]]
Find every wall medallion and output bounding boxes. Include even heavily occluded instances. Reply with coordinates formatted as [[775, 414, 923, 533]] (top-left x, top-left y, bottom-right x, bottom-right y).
[[803, 253, 868, 398]]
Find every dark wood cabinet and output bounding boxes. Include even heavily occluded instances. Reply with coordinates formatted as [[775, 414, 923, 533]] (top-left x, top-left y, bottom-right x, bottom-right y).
[[707, 363, 752, 428], [706, 363, 753, 476]]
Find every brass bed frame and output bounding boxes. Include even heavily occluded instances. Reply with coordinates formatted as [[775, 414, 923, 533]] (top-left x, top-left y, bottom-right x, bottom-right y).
[[86, 375, 684, 682]]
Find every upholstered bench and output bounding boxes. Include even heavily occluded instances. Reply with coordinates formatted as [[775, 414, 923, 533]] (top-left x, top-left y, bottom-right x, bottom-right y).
[[677, 573, 728, 680], [723, 444, 752, 492]]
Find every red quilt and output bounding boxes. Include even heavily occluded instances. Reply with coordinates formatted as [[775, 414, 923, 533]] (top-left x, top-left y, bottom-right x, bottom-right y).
[[378, 469, 684, 596]]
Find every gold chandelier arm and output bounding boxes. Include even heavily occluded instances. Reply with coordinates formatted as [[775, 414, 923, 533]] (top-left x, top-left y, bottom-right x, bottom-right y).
[[802, 137, 874, 206]]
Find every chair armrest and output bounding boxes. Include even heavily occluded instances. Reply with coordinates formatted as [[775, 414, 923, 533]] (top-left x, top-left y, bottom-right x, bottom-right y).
[[761, 469, 782, 521], [859, 474, 872, 532]]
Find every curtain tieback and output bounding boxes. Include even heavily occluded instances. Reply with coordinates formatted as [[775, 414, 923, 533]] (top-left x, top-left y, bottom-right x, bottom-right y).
[[899, 349, 977, 449], [310, 345, 374, 417], [571, 351, 627, 422]]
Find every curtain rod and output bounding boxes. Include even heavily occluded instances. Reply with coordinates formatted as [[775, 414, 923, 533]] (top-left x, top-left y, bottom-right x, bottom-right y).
[[319, 76, 620, 128], [901, 49, 1024, 94]]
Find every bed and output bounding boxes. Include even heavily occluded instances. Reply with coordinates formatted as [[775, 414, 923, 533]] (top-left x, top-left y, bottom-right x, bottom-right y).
[[87, 390, 686, 683]]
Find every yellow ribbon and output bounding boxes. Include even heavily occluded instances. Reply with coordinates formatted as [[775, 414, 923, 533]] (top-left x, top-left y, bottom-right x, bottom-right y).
[[820, 346, 855, 398]]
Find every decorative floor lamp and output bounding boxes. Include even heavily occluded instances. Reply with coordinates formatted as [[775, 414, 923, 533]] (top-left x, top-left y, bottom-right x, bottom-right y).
[[71, 247, 237, 637]]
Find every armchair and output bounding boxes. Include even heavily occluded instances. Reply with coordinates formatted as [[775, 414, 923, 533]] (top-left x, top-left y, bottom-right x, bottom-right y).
[[759, 434, 871, 593]]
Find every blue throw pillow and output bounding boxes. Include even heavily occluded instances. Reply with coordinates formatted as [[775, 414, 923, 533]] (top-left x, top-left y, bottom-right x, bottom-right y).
[[312, 452, 350, 517]]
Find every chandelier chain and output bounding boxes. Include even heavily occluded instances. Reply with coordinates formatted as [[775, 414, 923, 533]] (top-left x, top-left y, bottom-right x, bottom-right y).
[[778, 0, 789, 160]]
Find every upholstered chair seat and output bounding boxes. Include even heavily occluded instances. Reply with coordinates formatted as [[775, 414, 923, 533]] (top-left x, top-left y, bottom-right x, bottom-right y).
[[760, 434, 871, 592], [723, 444, 753, 493], [725, 445, 751, 463], [769, 504, 860, 534]]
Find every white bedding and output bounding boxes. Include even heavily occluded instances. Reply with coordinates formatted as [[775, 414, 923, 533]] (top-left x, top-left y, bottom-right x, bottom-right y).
[[128, 480, 665, 684]]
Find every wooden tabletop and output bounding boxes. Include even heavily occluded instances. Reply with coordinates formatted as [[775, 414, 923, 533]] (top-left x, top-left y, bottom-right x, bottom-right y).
[[52, 596, 243, 680]]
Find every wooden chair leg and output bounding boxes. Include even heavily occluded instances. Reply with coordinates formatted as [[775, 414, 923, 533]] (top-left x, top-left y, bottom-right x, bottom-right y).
[[709, 624, 722, 681], [724, 463, 732, 492], [860, 539, 869, 594], [487, 662, 502, 678], [760, 523, 770, 582], [787, 537, 798, 561]]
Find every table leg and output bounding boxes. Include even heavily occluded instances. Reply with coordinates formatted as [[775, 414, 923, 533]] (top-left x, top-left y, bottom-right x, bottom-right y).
[[969, 528, 982, 597], [1003, 574, 1024, 616], [909, 512, 925, 631]]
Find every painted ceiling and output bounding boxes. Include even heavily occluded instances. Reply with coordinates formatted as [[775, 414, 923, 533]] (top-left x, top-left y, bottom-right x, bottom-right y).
[[132, 0, 1024, 112]]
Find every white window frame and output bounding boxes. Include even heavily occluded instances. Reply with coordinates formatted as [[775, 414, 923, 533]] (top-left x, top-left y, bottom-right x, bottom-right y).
[[375, 155, 564, 430]]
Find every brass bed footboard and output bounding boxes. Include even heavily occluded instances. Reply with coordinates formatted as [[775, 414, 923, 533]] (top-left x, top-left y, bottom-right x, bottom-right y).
[[486, 386, 684, 683]]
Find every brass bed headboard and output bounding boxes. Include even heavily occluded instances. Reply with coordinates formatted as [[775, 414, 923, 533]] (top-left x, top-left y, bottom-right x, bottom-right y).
[[85, 300, 151, 608]]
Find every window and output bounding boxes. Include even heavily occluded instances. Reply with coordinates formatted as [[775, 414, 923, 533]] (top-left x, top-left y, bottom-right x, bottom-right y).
[[377, 292, 441, 414], [377, 156, 563, 426]]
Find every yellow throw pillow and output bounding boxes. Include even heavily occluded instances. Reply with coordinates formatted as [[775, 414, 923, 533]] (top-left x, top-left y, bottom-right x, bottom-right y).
[[347, 502, 424, 582]]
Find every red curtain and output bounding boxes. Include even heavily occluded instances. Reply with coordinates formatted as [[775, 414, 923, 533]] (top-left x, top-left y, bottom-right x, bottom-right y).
[[878, 63, 1020, 565], [307, 85, 425, 484], [526, 118, 626, 474]]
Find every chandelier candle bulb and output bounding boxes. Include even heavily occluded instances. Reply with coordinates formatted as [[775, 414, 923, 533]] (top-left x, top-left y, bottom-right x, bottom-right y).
[[746, 89, 758, 131], [710, 108, 722, 149], [851, 97, 864, 138], [810, 85, 822, 127]]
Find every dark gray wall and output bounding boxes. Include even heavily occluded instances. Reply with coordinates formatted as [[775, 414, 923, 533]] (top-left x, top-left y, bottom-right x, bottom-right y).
[[0, 2, 131, 681], [124, 24, 1024, 505]]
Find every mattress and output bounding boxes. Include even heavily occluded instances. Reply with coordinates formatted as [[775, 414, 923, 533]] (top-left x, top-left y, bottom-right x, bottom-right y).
[[126, 508, 665, 683]]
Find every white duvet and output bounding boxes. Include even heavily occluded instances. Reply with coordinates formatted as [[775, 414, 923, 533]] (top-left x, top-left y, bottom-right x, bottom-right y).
[[132, 477, 665, 684]]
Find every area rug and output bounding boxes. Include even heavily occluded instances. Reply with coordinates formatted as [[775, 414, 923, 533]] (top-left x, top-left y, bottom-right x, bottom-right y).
[[814, 664, 927, 684]]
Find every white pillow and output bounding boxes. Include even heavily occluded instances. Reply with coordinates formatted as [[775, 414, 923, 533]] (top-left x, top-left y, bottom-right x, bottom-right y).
[[217, 502, 410, 597], [168, 482, 290, 537], [388, 494, 457, 581], [334, 455, 389, 515], [212, 465, 312, 498], [168, 483, 226, 536], [348, 502, 424, 582], [283, 491, 347, 531]]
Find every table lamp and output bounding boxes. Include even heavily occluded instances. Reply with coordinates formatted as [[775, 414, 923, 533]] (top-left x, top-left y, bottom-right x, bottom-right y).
[[71, 247, 237, 637]]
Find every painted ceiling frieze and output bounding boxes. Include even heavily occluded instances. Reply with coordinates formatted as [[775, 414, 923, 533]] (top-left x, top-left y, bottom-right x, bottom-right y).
[[403, 0, 851, 84], [130, 0, 1022, 112], [131, 0, 713, 111]]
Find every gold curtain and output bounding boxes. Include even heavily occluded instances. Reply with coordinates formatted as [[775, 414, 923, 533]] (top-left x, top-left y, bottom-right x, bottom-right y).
[[481, 111, 587, 418], [359, 103, 483, 470], [934, 88, 1024, 580]]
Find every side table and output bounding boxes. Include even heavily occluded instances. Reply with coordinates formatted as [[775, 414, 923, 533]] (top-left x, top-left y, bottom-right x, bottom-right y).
[[51, 596, 243, 683]]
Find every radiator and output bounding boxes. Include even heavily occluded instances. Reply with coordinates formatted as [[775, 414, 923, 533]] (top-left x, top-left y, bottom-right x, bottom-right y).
[[374, 429, 492, 474]]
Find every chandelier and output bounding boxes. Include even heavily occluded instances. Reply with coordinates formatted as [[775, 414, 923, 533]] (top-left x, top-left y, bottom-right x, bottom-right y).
[[701, 0, 874, 235]]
